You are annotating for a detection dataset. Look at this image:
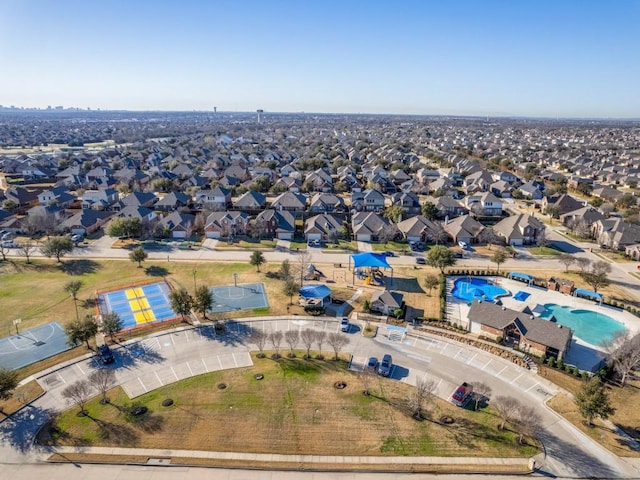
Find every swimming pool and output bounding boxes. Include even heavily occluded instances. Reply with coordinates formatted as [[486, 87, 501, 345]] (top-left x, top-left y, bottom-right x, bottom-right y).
[[540, 303, 626, 346], [451, 277, 510, 302]]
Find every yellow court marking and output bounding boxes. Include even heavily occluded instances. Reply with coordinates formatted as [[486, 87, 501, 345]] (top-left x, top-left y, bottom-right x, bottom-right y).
[[135, 287, 144, 297], [144, 309, 156, 322], [125, 289, 137, 300], [134, 311, 148, 324], [129, 298, 150, 312]]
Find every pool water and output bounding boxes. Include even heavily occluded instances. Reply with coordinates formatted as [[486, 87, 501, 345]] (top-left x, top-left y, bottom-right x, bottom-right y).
[[540, 303, 626, 346], [451, 277, 510, 302]]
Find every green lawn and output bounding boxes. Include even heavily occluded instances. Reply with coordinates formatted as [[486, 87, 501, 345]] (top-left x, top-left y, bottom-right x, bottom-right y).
[[39, 354, 538, 458], [371, 241, 407, 252], [527, 246, 561, 256]]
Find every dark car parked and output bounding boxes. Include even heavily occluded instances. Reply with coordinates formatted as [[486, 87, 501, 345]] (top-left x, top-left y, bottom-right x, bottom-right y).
[[97, 344, 114, 364], [377, 354, 393, 377]]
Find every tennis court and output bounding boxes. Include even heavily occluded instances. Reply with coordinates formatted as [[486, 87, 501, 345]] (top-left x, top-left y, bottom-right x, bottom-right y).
[[209, 283, 269, 314], [0, 322, 70, 370], [97, 281, 177, 329]]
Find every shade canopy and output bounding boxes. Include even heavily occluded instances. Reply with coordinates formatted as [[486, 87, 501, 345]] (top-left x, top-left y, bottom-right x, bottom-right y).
[[509, 272, 533, 282], [574, 288, 603, 300], [350, 252, 391, 269], [299, 284, 332, 299]]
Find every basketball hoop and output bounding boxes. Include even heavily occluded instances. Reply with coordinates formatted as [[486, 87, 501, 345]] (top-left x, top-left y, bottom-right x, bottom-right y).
[[13, 318, 21, 335]]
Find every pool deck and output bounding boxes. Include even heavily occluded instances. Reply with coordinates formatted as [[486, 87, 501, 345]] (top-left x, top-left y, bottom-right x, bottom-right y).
[[449, 276, 640, 371]]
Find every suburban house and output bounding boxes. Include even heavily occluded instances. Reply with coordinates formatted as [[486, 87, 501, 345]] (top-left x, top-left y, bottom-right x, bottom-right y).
[[443, 215, 485, 245], [194, 187, 232, 210], [519, 181, 544, 200], [351, 212, 390, 242], [625, 244, 640, 260], [467, 192, 503, 217], [271, 191, 307, 215], [560, 206, 605, 229], [467, 300, 572, 360], [304, 168, 333, 192], [435, 196, 468, 219], [396, 215, 441, 244], [116, 205, 157, 223], [81, 188, 119, 210], [309, 193, 346, 214], [155, 191, 192, 212], [37, 186, 77, 207], [542, 194, 584, 217], [492, 214, 545, 246], [390, 191, 421, 216], [154, 211, 194, 239], [254, 209, 296, 240], [234, 190, 267, 212], [351, 189, 385, 213], [370, 290, 404, 316], [204, 211, 250, 239], [61, 209, 113, 236], [304, 214, 343, 242], [592, 218, 640, 250]]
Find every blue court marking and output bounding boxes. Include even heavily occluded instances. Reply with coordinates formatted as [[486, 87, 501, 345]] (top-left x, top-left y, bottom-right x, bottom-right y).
[[0, 322, 72, 370], [141, 284, 161, 296], [208, 283, 269, 314]]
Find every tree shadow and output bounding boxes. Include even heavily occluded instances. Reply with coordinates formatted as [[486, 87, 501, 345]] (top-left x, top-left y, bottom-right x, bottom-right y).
[[537, 430, 620, 478], [91, 418, 140, 445], [61, 259, 101, 275], [82, 298, 97, 309], [0, 404, 55, 453], [132, 414, 164, 434], [216, 320, 255, 346], [145, 265, 169, 277], [115, 341, 165, 368], [388, 277, 425, 293]]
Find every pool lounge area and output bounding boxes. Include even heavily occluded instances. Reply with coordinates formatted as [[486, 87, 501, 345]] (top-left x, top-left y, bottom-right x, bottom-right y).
[[451, 276, 640, 371]]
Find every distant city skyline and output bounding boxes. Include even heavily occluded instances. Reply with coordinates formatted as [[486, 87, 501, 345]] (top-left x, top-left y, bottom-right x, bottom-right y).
[[1, 0, 639, 118]]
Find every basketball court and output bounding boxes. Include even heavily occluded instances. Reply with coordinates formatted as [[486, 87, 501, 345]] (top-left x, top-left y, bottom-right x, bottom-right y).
[[209, 283, 269, 314], [0, 322, 70, 370], [97, 281, 177, 329]]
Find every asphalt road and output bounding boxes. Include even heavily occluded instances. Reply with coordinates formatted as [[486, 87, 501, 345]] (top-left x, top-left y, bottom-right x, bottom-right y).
[[1, 318, 638, 479]]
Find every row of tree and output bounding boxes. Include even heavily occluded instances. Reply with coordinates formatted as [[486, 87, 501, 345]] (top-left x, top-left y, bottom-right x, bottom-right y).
[[249, 328, 349, 360]]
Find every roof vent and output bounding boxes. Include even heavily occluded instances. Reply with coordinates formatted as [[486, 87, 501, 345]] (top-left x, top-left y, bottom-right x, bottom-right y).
[[502, 306, 506, 310], [558, 324, 563, 328], [530, 316, 534, 320]]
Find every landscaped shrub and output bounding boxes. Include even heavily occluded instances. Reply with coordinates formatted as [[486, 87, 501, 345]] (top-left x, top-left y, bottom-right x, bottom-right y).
[[557, 358, 564, 370], [540, 354, 547, 364], [496, 336, 503, 345], [547, 357, 556, 368]]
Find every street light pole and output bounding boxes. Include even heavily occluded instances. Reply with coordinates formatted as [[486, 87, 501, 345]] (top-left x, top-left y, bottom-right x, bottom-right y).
[[193, 267, 197, 293]]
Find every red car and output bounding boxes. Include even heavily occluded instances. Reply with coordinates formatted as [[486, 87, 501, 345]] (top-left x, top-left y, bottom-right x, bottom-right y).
[[451, 382, 473, 407]]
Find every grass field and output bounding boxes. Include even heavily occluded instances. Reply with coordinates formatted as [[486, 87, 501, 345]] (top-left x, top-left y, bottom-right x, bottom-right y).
[[38, 354, 537, 458]]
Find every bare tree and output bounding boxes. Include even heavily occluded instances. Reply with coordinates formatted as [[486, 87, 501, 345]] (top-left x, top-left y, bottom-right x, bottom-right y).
[[300, 328, 316, 359], [493, 395, 521, 430], [315, 330, 327, 358], [536, 228, 549, 248], [581, 260, 612, 293], [284, 330, 299, 356], [423, 274, 440, 296], [473, 382, 493, 411], [62, 380, 93, 416], [407, 377, 437, 420], [514, 405, 542, 444], [574, 257, 591, 274], [558, 253, 575, 273], [295, 249, 313, 286], [360, 367, 376, 396], [0, 243, 9, 261], [327, 332, 350, 361], [250, 330, 268, 357], [18, 241, 38, 264], [88, 369, 116, 404], [605, 331, 640, 387], [269, 331, 284, 358]]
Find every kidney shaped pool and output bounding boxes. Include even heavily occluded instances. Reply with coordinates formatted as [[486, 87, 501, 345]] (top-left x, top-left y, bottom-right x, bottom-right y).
[[540, 303, 626, 346]]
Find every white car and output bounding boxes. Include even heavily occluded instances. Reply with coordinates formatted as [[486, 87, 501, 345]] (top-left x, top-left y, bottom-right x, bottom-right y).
[[458, 241, 469, 249], [1, 240, 18, 248]]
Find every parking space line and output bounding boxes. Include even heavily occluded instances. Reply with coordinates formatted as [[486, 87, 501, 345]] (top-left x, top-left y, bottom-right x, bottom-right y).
[[511, 373, 524, 384], [170, 334, 175, 345], [138, 378, 148, 392], [218, 356, 223, 369], [233, 354, 238, 367], [526, 382, 540, 392], [170, 366, 179, 381], [441, 343, 448, 353], [482, 359, 493, 370], [186, 361, 194, 376], [154, 372, 164, 386], [452, 348, 463, 359], [58, 373, 66, 384], [202, 358, 208, 372], [496, 365, 508, 376], [185, 330, 190, 342], [76, 364, 85, 375], [466, 353, 478, 364]]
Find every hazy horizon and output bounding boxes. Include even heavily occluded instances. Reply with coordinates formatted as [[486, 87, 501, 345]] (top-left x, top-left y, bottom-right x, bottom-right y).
[[1, 0, 639, 118]]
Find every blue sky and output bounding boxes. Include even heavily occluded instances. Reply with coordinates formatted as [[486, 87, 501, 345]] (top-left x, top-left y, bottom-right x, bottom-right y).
[[0, 0, 639, 117]]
